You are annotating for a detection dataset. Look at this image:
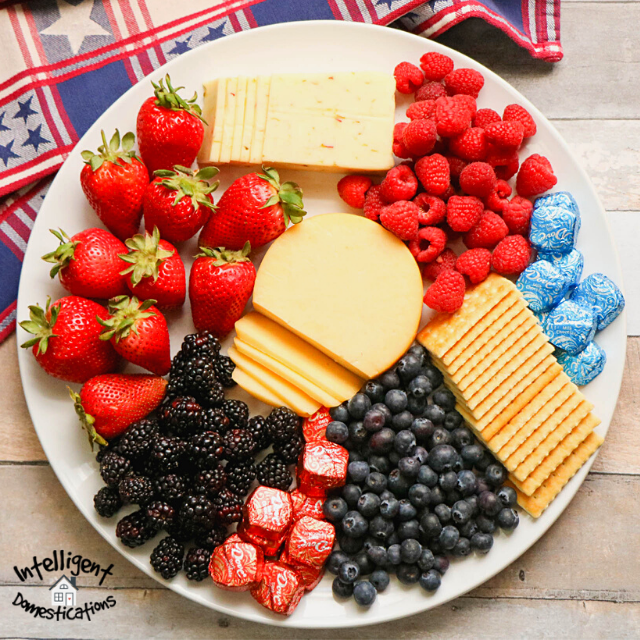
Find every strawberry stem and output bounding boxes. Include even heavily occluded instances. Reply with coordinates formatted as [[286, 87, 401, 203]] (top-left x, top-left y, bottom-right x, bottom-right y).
[[153, 165, 218, 211], [41, 229, 80, 278], [258, 166, 306, 226], [97, 296, 157, 342], [196, 241, 252, 266], [80, 129, 140, 172], [152, 74, 207, 124], [19, 297, 60, 355], [68, 387, 106, 449], [119, 226, 175, 286]]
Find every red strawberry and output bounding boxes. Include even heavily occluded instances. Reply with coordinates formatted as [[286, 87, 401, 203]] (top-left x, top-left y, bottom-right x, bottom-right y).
[[189, 243, 257, 338], [98, 296, 171, 376], [42, 228, 128, 299], [136, 75, 205, 174], [119, 227, 186, 310], [424, 270, 466, 313], [199, 167, 305, 251], [69, 373, 167, 446], [80, 130, 149, 240], [19, 296, 119, 383], [143, 165, 218, 243]]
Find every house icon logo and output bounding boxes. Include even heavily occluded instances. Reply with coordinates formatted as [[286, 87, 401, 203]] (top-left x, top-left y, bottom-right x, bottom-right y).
[[49, 575, 78, 607]]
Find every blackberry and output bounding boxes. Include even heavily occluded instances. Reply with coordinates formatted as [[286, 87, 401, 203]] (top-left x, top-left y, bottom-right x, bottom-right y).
[[213, 355, 236, 388], [150, 536, 184, 580], [94, 486, 122, 518], [213, 489, 243, 525], [183, 357, 224, 407], [158, 396, 203, 437], [183, 547, 212, 581], [179, 494, 217, 531], [193, 465, 227, 496], [154, 474, 189, 503], [223, 428, 256, 462], [181, 332, 221, 361], [256, 454, 292, 491], [145, 501, 176, 529], [225, 460, 257, 496], [118, 474, 155, 504], [273, 433, 304, 464], [166, 350, 188, 398], [195, 524, 227, 551], [150, 436, 186, 474], [100, 452, 131, 488], [202, 407, 230, 434], [267, 407, 301, 443], [117, 419, 158, 461], [246, 415, 271, 451], [95, 439, 119, 464], [222, 399, 249, 428], [188, 431, 224, 470], [116, 509, 159, 548], [165, 518, 195, 543]]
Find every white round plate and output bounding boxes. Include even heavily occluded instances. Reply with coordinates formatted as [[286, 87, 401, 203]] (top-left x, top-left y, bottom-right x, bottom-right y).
[[17, 21, 626, 629]]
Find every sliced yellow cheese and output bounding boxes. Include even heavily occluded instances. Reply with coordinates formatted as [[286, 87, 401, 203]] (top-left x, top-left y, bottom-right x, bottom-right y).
[[234, 338, 341, 407], [253, 214, 423, 379], [230, 76, 248, 162], [235, 312, 363, 401], [232, 367, 283, 408], [219, 77, 237, 164], [250, 75, 271, 165], [240, 77, 257, 164], [228, 347, 320, 417], [198, 78, 226, 165]]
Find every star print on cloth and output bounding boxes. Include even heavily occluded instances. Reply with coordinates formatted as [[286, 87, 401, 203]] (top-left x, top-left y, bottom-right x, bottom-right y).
[[374, 0, 397, 9], [23, 125, 50, 153], [0, 113, 8, 133], [14, 97, 37, 124], [168, 36, 192, 55], [201, 22, 227, 42], [0, 140, 19, 167]]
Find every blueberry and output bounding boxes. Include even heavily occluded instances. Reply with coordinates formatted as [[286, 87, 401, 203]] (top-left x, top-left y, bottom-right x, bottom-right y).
[[485, 463, 508, 486], [452, 537, 472, 557], [380, 489, 394, 501], [357, 492, 381, 518], [439, 471, 457, 492], [496, 507, 519, 531], [338, 560, 360, 584], [323, 497, 349, 523], [461, 444, 485, 466], [444, 411, 464, 431], [362, 379, 386, 404], [456, 469, 478, 496], [397, 499, 417, 521], [326, 550, 349, 575], [387, 468, 412, 498], [362, 536, 379, 552], [412, 446, 428, 465], [433, 555, 449, 575], [379, 370, 401, 390], [385, 389, 408, 414], [420, 512, 442, 540], [428, 538, 443, 554], [476, 450, 496, 472], [398, 456, 421, 478], [342, 483, 362, 508], [407, 375, 433, 399], [353, 549, 375, 576], [434, 503, 451, 524], [496, 486, 517, 508], [367, 545, 388, 566], [421, 365, 444, 389], [439, 525, 460, 550], [398, 519, 420, 541], [363, 409, 386, 433], [348, 393, 371, 420], [451, 500, 473, 525], [369, 428, 395, 454], [451, 427, 473, 449], [394, 430, 416, 456], [348, 461, 370, 484], [429, 485, 445, 506], [407, 396, 428, 416], [470, 532, 494, 553], [371, 403, 393, 424], [417, 465, 438, 488], [369, 515, 394, 542], [332, 577, 354, 598], [339, 534, 364, 554], [419, 569, 441, 592], [408, 483, 431, 509], [326, 421, 349, 444], [379, 496, 400, 520], [353, 580, 377, 606], [444, 489, 462, 506], [330, 404, 350, 423], [365, 472, 387, 495], [368, 455, 391, 475], [349, 451, 363, 463], [475, 477, 492, 495], [397, 354, 422, 382], [387, 543, 402, 565], [478, 490, 501, 517], [432, 388, 456, 411], [342, 510, 369, 538], [387, 531, 400, 546], [370, 569, 390, 593], [397, 563, 420, 585], [400, 539, 422, 564], [422, 403, 446, 425], [348, 421, 368, 445], [411, 418, 435, 445], [465, 494, 479, 517], [429, 427, 452, 449], [476, 514, 497, 534], [407, 343, 428, 365], [417, 547, 435, 571], [458, 519, 478, 539], [392, 410, 414, 432], [427, 445, 459, 473]]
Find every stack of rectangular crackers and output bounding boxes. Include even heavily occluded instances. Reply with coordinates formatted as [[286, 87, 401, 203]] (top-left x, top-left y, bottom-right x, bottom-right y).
[[418, 273, 603, 518]]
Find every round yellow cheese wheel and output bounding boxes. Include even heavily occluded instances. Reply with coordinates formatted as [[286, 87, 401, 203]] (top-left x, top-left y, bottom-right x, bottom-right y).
[[253, 213, 424, 379]]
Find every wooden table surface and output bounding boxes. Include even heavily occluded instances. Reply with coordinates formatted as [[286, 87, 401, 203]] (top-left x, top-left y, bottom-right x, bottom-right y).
[[3, 7, 640, 639]]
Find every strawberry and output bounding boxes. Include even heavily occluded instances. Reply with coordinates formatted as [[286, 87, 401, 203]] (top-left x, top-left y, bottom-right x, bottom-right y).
[[42, 228, 129, 300], [80, 130, 149, 240], [19, 296, 119, 383], [189, 243, 256, 338], [69, 373, 167, 446], [199, 167, 305, 251], [136, 75, 205, 174], [98, 296, 171, 376], [143, 165, 218, 243], [119, 227, 186, 310]]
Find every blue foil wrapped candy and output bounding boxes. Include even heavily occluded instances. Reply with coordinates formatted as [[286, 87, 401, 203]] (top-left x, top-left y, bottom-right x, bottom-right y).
[[570, 273, 625, 331], [537, 248, 584, 290], [556, 342, 607, 386], [534, 191, 579, 216], [544, 300, 596, 355], [530, 204, 581, 255], [517, 260, 570, 312]]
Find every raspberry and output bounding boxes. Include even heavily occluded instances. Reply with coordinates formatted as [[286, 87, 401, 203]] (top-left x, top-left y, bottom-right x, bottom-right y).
[[419, 52, 454, 81], [473, 108, 501, 129], [459, 162, 497, 198], [407, 100, 437, 121], [446, 155, 468, 180], [463, 211, 508, 249], [422, 247, 457, 281], [446, 195, 484, 232], [441, 185, 457, 202], [444, 68, 484, 98], [415, 154, 450, 196], [503, 104, 537, 138], [455, 248, 492, 284], [379, 200, 420, 241], [402, 119, 437, 156], [516, 154, 557, 198], [484, 179, 512, 213], [484, 121, 524, 150], [408, 226, 447, 263], [435, 96, 471, 138], [414, 193, 446, 225], [491, 235, 531, 275], [486, 146, 520, 181], [415, 81, 447, 102], [454, 94, 477, 118], [380, 164, 418, 203], [502, 195, 533, 235], [394, 62, 423, 94], [449, 128, 487, 162], [363, 185, 386, 222], [392, 122, 411, 159], [337, 175, 372, 209], [424, 270, 466, 313]]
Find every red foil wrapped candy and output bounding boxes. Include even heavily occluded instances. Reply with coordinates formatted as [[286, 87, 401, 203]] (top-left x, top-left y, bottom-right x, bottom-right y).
[[250, 560, 305, 616], [297, 441, 348, 496], [280, 548, 325, 592], [285, 515, 335, 569], [302, 407, 331, 443], [290, 488, 326, 521], [209, 538, 264, 591]]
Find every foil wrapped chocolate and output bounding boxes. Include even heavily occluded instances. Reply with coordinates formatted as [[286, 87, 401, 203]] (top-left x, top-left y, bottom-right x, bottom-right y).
[[530, 204, 581, 255], [280, 548, 325, 592], [302, 407, 331, 443], [285, 516, 335, 569], [517, 260, 570, 312], [534, 191, 579, 216], [537, 248, 584, 290], [544, 300, 596, 355], [570, 273, 625, 331], [250, 561, 305, 616], [290, 488, 326, 521], [534, 309, 550, 326], [556, 342, 607, 386], [297, 441, 349, 496], [209, 538, 264, 591]]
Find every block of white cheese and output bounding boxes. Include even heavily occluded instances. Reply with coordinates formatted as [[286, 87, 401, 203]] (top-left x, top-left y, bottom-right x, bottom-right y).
[[250, 76, 271, 165], [230, 76, 248, 162], [218, 77, 237, 164], [198, 78, 226, 165], [239, 77, 257, 164]]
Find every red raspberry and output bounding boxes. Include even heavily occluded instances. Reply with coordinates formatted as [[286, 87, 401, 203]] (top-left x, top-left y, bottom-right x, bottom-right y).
[[402, 119, 437, 156], [406, 100, 437, 121], [415, 81, 447, 102], [363, 185, 386, 222], [446, 195, 484, 232], [491, 235, 532, 275], [441, 185, 457, 202], [414, 193, 446, 225], [484, 179, 512, 213], [502, 195, 534, 235], [435, 96, 472, 137], [424, 270, 466, 313], [459, 162, 497, 198], [415, 154, 450, 196], [392, 122, 411, 159], [419, 52, 454, 81], [409, 226, 447, 263], [486, 145, 520, 180], [422, 247, 457, 281], [463, 211, 508, 249], [473, 108, 501, 129], [503, 104, 537, 138], [432, 138, 448, 155], [449, 127, 487, 161], [394, 62, 423, 94], [454, 94, 477, 118], [337, 175, 372, 209], [484, 121, 525, 150], [516, 154, 558, 198], [379, 200, 419, 241], [380, 164, 418, 203], [444, 68, 484, 98], [445, 155, 468, 180], [455, 248, 492, 284]]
